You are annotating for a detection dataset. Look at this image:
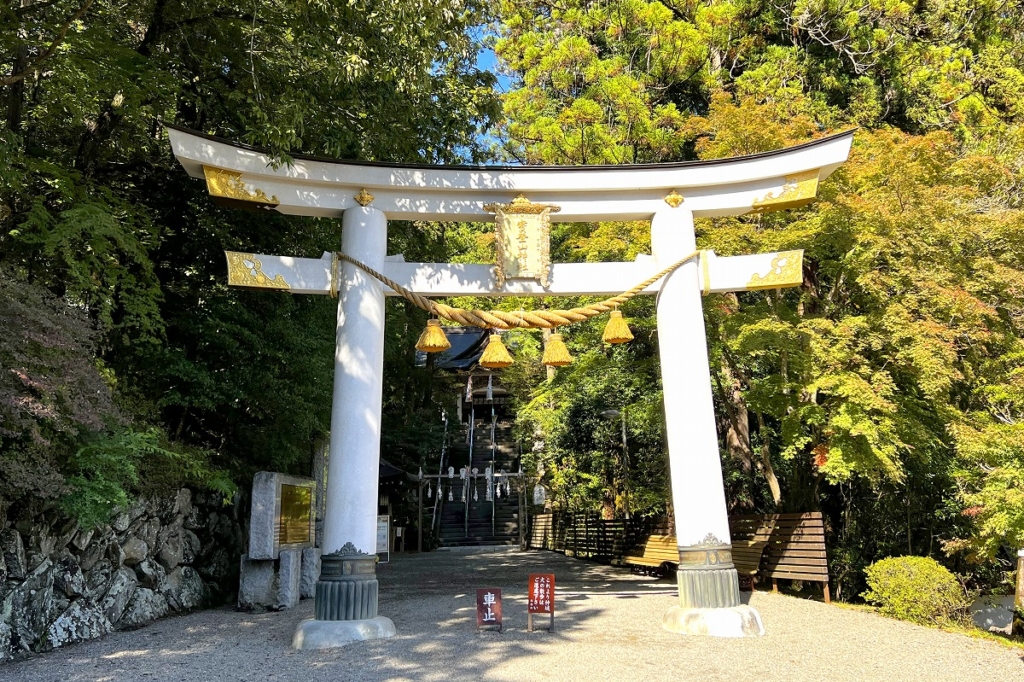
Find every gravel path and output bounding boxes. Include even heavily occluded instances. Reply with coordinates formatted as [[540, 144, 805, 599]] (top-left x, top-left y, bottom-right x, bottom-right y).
[[1, 547, 1020, 682]]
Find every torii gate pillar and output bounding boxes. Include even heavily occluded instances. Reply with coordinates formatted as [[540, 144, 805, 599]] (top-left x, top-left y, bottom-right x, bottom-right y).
[[653, 209, 764, 637], [293, 206, 397, 648]]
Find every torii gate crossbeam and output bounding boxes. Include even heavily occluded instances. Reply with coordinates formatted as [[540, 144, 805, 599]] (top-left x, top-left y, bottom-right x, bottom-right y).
[[167, 126, 853, 647]]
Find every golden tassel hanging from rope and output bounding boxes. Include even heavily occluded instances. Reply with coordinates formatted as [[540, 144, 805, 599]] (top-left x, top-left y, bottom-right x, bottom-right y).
[[479, 333, 514, 369], [602, 309, 633, 344], [415, 319, 451, 353], [542, 333, 573, 367]]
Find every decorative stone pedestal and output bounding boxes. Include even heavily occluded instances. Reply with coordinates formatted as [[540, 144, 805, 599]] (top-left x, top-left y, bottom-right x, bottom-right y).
[[292, 546, 396, 650], [661, 539, 764, 638], [662, 603, 764, 637]]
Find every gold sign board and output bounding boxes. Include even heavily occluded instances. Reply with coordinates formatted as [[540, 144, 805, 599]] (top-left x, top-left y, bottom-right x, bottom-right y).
[[485, 195, 559, 290], [276, 484, 313, 546]]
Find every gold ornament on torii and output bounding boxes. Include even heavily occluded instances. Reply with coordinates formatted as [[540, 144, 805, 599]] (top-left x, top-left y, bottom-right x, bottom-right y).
[[484, 194, 560, 290]]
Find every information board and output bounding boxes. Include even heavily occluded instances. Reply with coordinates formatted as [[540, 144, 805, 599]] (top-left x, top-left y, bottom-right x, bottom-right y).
[[277, 484, 313, 545], [376, 514, 389, 564], [528, 573, 555, 631]]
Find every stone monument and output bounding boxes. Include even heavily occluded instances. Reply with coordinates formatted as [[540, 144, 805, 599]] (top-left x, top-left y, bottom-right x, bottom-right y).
[[238, 472, 321, 610]]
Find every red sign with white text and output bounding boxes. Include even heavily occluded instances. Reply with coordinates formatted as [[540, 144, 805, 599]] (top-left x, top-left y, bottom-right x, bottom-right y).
[[528, 573, 555, 614], [476, 588, 503, 631]]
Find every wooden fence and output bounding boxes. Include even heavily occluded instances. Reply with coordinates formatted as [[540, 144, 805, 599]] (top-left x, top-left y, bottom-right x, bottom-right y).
[[529, 511, 831, 600], [527, 512, 670, 562]]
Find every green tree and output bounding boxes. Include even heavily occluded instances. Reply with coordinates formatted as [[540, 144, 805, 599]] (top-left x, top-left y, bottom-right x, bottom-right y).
[[0, 1, 500, 515], [494, 0, 1024, 597]]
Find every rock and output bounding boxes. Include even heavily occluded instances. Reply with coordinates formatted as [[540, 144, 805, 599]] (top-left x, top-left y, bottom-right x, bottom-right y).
[[107, 540, 125, 568], [134, 558, 166, 590], [85, 561, 113, 600], [160, 566, 206, 612], [173, 489, 193, 518], [0, 541, 6, 583], [216, 514, 241, 547], [181, 529, 200, 565], [28, 525, 56, 564], [112, 512, 131, 533], [0, 622, 12, 663], [55, 520, 80, 553], [199, 547, 234, 583], [123, 516, 145, 541], [970, 595, 1015, 635], [300, 548, 321, 600], [121, 537, 148, 566], [53, 558, 86, 598], [8, 559, 55, 651], [156, 524, 183, 570], [237, 555, 275, 610], [102, 568, 138, 625], [26, 552, 48, 574], [72, 527, 94, 552], [118, 588, 168, 630], [127, 496, 148, 523], [44, 599, 111, 651], [1, 529, 27, 580], [138, 518, 160, 552], [276, 549, 301, 610], [183, 506, 203, 531], [0, 582, 12, 626], [78, 537, 109, 572]]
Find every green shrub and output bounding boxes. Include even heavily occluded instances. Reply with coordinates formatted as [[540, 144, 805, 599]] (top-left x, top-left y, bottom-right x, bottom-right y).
[[862, 556, 970, 626], [60, 428, 237, 527]]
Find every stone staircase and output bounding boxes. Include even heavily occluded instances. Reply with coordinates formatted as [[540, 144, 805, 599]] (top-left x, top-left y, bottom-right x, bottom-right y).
[[437, 419, 521, 547]]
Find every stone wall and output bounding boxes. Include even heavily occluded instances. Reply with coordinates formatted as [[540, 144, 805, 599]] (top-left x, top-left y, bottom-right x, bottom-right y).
[[0, 488, 245, 662]]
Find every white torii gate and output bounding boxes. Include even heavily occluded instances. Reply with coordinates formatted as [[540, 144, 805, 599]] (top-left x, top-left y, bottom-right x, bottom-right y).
[[167, 125, 853, 646]]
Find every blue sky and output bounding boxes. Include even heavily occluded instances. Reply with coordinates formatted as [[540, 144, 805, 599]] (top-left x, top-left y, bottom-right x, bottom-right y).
[[476, 47, 513, 93]]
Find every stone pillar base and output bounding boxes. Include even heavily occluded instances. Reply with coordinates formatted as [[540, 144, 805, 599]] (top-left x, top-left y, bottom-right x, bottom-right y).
[[293, 546, 396, 649], [292, 616, 396, 649], [676, 566, 741, 609], [662, 604, 764, 638]]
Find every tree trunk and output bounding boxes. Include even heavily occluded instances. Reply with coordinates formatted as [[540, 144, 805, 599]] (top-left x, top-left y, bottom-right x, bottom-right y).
[[74, 100, 123, 175], [720, 361, 753, 474], [6, 44, 29, 133], [754, 411, 782, 506]]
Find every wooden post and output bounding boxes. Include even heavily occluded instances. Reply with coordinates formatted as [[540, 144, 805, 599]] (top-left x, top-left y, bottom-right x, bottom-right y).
[[823, 581, 831, 604], [519, 484, 526, 549], [1015, 549, 1023, 634], [417, 481, 423, 553]]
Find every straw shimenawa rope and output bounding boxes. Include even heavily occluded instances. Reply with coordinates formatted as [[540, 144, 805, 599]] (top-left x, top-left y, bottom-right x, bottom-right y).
[[337, 251, 704, 330]]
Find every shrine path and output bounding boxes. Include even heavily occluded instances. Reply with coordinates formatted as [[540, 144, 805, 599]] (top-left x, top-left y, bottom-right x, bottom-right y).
[[1, 547, 1021, 682]]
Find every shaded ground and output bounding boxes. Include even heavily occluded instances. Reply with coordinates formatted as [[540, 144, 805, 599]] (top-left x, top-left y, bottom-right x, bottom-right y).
[[2, 547, 1021, 682]]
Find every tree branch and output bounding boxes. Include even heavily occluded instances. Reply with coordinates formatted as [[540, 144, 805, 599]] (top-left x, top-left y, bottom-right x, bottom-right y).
[[1, 0, 95, 87]]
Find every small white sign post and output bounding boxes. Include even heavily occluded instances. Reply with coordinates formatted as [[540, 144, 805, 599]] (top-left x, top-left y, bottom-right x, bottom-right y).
[[168, 125, 853, 646], [376, 515, 390, 564]]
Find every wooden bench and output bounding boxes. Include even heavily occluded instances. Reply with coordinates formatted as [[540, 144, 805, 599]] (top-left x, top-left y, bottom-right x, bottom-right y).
[[729, 509, 831, 602], [728, 516, 776, 586], [623, 534, 678, 575], [762, 512, 831, 603]]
